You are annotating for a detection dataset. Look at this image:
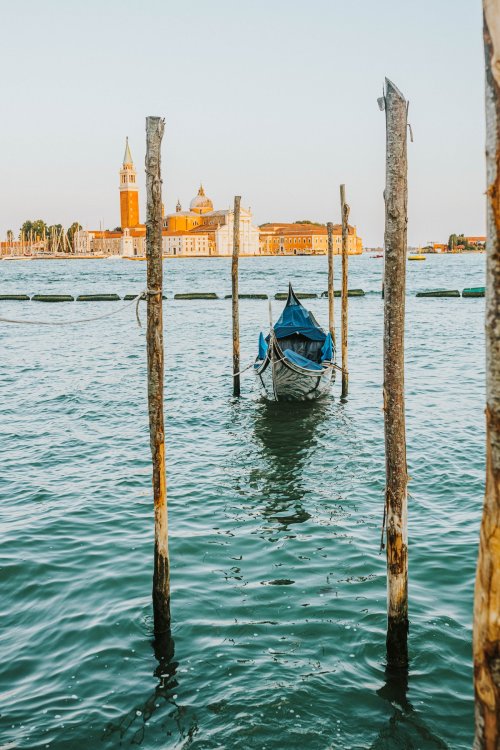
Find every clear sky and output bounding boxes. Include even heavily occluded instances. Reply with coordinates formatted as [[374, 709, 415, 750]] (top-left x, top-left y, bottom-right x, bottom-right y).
[[0, 0, 484, 246]]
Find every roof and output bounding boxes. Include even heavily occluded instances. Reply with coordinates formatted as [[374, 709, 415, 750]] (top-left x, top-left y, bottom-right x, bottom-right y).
[[123, 137, 133, 166], [164, 229, 211, 237], [190, 184, 214, 211], [259, 222, 355, 236], [188, 225, 217, 235]]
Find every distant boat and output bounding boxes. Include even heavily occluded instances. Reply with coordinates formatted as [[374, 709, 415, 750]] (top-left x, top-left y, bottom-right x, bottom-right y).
[[254, 284, 335, 401], [371, 253, 383, 259], [409, 248, 426, 261]]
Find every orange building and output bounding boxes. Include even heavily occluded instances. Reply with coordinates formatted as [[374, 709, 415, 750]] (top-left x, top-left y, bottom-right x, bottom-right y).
[[119, 138, 141, 229], [259, 223, 362, 255], [466, 236, 486, 246], [75, 139, 146, 255]]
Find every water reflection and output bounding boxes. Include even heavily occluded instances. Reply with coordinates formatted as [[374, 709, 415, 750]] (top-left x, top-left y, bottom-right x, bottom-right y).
[[102, 631, 197, 747], [369, 666, 448, 749], [250, 399, 329, 530]]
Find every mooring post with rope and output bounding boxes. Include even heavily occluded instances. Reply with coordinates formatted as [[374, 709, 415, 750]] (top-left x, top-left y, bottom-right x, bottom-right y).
[[473, 4, 500, 743], [340, 184, 350, 400], [145, 115, 170, 636], [327, 221, 336, 348], [232, 195, 241, 397], [380, 79, 409, 668]]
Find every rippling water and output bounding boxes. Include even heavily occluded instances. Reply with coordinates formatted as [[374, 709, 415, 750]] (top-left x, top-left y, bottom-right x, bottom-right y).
[[0, 254, 485, 748]]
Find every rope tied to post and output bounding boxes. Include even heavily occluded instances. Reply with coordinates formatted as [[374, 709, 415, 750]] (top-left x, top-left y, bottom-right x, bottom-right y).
[[233, 360, 256, 377], [0, 289, 160, 328], [135, 288, 162, 328]]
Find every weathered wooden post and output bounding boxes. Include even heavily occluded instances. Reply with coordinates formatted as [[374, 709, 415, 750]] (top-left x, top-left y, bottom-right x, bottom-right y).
[[327, 221, 336, 347], [232, 195, 241, 397], [145, 116, 170, 636], [474, 4, 500, 744], [380, 79, 409, 668], [340, 185, 350, 399]]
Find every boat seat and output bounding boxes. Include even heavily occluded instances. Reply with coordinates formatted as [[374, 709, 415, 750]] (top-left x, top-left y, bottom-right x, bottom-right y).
[[283, 349, 323, 371]]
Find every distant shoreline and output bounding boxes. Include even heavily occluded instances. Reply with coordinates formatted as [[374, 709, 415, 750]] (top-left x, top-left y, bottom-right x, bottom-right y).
[[0, 250, 485, 261], [2, 252, 362, 261]]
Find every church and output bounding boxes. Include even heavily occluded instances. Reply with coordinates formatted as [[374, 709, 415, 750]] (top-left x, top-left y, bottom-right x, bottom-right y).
[[163, 186, 260, 256], [74, 140, 260, 256]]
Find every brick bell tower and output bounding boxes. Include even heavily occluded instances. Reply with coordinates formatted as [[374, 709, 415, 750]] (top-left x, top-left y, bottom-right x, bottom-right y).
[[119, 137, 139, 229]]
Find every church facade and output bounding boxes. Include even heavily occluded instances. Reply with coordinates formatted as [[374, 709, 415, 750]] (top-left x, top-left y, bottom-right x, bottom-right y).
[[74, 141, 260, 256], [163, 187, 260, 256]]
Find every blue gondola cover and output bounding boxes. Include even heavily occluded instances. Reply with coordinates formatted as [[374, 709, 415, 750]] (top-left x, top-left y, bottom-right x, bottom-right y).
[[320, 332, 333, 362], [272, 286, 326, 342], [258, 332, 268, 360], [283, 349, 323, 370]]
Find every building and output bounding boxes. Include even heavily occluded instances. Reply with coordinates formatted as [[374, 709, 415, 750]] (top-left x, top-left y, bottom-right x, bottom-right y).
[[75, 138, 147, 256], [431, 236, 486, 253], [162, 187, 260, 256], [466, 236, 486, 247], [72, 140, 363, 258], [258, 222, 363, 255], [74, 142, 260, 257]]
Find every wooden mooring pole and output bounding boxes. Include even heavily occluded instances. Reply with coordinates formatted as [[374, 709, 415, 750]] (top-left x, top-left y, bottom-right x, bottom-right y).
[[145, 116, 170, 636], [340, 185, 350, 399], [474, 5, 500, 744], [232, 195, 241, 397], [327, 221, 336, 347], [381, 79, 409, 668]]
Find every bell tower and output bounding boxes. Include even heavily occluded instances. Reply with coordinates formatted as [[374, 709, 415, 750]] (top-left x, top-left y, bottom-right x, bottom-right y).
[[119, 137, 139, 229]]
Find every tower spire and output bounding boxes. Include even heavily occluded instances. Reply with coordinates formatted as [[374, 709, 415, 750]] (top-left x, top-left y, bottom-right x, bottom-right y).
[[123, 137, 133, 166], [120, 137, 139, 228]]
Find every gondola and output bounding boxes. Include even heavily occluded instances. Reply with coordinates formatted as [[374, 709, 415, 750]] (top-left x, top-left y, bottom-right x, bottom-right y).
[[254, 284, 335, 401]]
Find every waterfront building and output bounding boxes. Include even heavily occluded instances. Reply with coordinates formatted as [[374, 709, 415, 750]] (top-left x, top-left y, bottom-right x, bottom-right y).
[[431, 236, 486, 253], [466, 236, 486, 247], [162, 187, 260, 256], [74, 144, 260, 256], [75, 139, 147, 256], [258, 223, 363, 255]]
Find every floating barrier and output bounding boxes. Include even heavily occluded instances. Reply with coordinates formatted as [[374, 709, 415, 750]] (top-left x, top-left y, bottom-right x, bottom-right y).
[[320, 289, 366, 298], [76, 294, 121, 302], [32, 294, 75, 302], [0, 294, 31, 301], [123, 293, 167, 300], [224, 293, 268, 299], [275, 292, 317, 300], [174, 292, 219, 300], [416, 289, 460, 298], [408, 254, 426, 261], [462, 287, 485, 298]]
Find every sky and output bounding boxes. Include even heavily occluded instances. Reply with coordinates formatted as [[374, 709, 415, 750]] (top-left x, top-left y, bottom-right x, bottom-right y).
[[0, 0, 485, 246]]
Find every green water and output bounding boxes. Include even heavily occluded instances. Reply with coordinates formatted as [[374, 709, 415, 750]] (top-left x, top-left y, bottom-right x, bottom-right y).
[[0, 254, 485, 748]]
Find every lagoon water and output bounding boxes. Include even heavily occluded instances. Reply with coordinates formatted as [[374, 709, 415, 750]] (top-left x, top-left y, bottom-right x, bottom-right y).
[[0, 254, 486, 749]]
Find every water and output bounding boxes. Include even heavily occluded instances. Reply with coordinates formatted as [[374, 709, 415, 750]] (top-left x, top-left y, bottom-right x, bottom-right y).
[[0, 254, 485, 749]]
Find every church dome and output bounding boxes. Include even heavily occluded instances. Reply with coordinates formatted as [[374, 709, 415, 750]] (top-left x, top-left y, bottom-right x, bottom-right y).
[[190, 185, 213, 214]]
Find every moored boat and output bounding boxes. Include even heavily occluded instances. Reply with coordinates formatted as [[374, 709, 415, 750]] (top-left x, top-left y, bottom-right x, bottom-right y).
[[254, 284, 335, 401]]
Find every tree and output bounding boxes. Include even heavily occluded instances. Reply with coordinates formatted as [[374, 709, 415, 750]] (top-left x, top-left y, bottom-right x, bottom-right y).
[[6, 230, 14, 243], [67, 222, 82, 248], [448, 233, 458, 250], [294, 220, 325, 226], [20, 219, 47, 239]]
